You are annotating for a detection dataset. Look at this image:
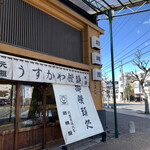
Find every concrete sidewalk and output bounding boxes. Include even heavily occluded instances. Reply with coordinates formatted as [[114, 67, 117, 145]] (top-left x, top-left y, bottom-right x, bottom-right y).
[[44, 110, 150, 150], [92, 111, 150, 150], [44, 136, 103, 150]]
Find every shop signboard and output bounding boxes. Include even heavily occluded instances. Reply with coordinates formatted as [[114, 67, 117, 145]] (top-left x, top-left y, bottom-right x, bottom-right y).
[[92, 69, 102, 81], [0, 53, 89, 87], [91, 36, 101, 50], [24, 86, 32, 99], [53, 84, 104, 145], [92, 52, 101, 65]]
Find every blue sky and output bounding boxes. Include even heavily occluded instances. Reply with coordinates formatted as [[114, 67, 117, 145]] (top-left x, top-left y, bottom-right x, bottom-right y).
[[98, 3, 150, 80]]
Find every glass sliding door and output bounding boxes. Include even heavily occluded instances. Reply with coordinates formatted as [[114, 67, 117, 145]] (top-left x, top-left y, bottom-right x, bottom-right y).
[[18, 83, 44, 149], [19, 84, 44, 128], [0, 84, 16, 132], [0, 83, 16, 150]]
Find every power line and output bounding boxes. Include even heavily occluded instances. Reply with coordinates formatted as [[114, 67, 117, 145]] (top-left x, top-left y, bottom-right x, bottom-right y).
[[107, 27, 150, 65], [102, 40, 150, 70], [100, 10, 128, 44], [103, 28, 150, 68], [103, 49, 150, 74], [114, 12, 150, 45], [101, 12, 150, 62], [102, 39, 150, 70], [101, 11, 129, 48], [113, 15, 134, 38]]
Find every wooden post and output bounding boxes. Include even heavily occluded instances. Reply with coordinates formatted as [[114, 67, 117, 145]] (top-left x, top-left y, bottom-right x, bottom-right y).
[[42, 85, 47, 148], [14, 82, 20, 150]]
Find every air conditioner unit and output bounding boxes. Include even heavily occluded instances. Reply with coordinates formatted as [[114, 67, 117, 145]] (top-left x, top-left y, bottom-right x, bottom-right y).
[[92, 52, 101, 65], [91, 36, 101, 50], [92, 68, 102, 81]]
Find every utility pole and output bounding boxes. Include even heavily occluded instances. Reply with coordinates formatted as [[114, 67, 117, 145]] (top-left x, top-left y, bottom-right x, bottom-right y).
[[120, 60, 125, 103], [108, 10, 118, 138]]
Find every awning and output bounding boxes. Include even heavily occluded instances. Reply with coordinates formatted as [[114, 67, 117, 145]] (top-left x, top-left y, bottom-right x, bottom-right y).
[[67, 0, 150, 15], [53, 84, 104, 145]]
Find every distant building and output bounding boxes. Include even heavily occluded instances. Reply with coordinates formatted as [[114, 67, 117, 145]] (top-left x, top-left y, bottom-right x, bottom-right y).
[[102, 80, 119, 102], [118, 71, 150, 102], [118, 73, 133, 101]]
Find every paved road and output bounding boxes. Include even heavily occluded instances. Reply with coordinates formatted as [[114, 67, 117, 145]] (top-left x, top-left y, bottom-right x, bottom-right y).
[[104, 102, 145, 111]]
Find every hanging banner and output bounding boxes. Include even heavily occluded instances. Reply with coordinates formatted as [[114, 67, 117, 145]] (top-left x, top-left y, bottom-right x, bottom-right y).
[[0, 57, 12, 80], [13, 59, 29, 81], [55, 67, 67, 84], [0, 53, 89, 86], [28, 62, 44, 82], [43, 65, 57, 83], [53, 84, 104, 145]]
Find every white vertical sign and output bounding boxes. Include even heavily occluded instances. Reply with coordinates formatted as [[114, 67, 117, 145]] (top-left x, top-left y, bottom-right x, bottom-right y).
[[53, 84, 104, 145]]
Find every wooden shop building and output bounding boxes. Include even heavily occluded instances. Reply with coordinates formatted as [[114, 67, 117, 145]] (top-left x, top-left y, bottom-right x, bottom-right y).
[[0, 0, 104, 149]]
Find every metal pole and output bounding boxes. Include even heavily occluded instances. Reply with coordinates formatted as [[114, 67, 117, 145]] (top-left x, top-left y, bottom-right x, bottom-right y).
[[108, 10, 119, 138]]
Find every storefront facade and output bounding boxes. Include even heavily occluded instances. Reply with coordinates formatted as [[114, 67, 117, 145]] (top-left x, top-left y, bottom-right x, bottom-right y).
[[0, 0, 104, 149]]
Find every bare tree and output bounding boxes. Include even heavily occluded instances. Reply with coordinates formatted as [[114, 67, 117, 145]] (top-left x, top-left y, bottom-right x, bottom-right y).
[[131, 49, 150, 114]]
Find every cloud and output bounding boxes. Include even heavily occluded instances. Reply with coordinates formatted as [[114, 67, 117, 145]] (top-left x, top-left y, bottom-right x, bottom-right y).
[[137, 29, 140, 34], [144, 42, 150, 47], [143, 19, 150, 25]]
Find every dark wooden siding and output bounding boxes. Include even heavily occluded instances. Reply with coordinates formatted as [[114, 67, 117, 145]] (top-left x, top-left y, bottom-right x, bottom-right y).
[[0, 0, 83, 63]]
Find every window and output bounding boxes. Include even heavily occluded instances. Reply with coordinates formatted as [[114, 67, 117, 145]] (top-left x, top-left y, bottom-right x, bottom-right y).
[[19, 84, 44, 128], [134, 83, 139, 88], [120, 84, 123, 88], [0, 84, 16, 132], [46, 85, 58, 123]]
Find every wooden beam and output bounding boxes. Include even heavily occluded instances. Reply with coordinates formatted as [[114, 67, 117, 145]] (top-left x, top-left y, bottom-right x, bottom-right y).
[[42, 85, 47, 148], [14, 82, 21, 150], [0, 43, 90, 71]]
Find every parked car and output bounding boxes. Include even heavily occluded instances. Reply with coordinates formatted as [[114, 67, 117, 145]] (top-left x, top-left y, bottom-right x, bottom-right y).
[[0, 97, 10, 105], [4, 100, 10, 104], [135, 97, 142, 102], [0, 100, 5, 105]]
